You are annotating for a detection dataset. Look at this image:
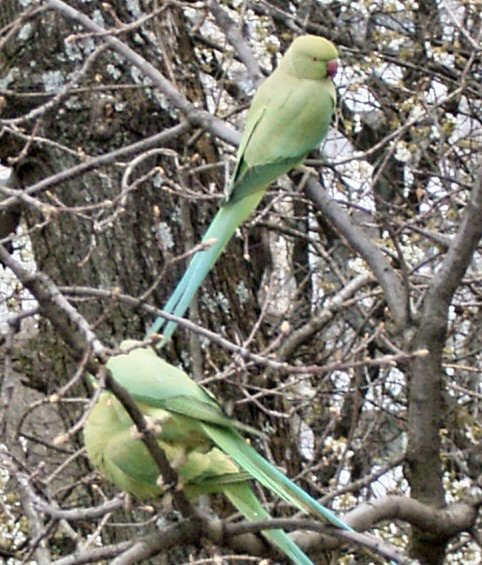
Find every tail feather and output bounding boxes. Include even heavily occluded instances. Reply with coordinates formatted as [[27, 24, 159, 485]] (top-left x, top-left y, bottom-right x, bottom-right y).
[[203, 423, 353, 531], [146, 240, 223, 339], [223, 482, 315, 565], [149, 229, 230, 342], [146, 191, 264, 344]]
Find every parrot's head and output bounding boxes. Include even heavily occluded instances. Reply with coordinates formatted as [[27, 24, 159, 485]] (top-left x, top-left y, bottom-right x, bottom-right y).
[[281, 35, 338, 81]]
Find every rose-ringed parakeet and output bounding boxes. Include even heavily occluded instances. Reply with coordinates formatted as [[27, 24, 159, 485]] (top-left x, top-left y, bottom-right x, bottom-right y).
[[147, 35, 338, 344], [84, 341, 352, 565]]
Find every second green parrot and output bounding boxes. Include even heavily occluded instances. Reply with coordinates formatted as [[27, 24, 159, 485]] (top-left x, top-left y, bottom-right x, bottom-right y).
[[148, 35, 338, 344], [84, 341, 352, 565]]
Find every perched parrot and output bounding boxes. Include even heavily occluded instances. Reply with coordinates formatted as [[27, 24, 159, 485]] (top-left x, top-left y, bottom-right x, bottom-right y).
[[147, 35, 338, 344], [84, 341, 352, 565]]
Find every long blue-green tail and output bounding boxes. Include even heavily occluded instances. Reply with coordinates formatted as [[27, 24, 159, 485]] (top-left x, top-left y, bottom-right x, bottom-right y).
[[146, 191, 264, 345], [203, 423, 353, 532], [224, 482, 315, 565]]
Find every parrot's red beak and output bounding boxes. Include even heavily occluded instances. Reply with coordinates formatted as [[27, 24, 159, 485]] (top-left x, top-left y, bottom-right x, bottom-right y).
[[327, 60, 338, 78]]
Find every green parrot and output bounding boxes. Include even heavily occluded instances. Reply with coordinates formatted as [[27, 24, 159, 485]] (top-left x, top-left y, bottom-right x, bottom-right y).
[[147, 35, 338, 344], [84, 341, 352, 565]]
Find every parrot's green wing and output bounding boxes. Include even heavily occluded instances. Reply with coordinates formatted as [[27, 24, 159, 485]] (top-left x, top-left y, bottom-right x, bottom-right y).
[[227, 72, 335, 204], [130, 389, 351, 528], [108, 342, 264, 438], [85, 390, 242, 497], [147, 35, 338, 344], [159, 396, 266, 438]]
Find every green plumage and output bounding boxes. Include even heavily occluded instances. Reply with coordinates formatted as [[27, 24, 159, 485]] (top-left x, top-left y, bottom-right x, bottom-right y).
[[84, 341, 352, 565], [148, 35, 338, 344]]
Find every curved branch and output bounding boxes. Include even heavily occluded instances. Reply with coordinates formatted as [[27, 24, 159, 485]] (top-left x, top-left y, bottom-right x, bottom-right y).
[[34, 496, 125, 521], [277, 273, 374, 359], [423, 165, 482, 318], [225, 517, 410, 564], [209, 0, 264, 85], [305, 176, 409, 330], [347, 494, 482, 538], [295, 494, 481, 565]]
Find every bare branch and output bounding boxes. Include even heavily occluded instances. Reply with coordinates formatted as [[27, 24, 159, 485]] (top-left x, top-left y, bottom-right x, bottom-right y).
[[225, 517, 413, 564], [60, 283, 426, 374], [305, 176, 409, 329], [208, 0, 263, 85], [35, 495, 125, 521], [0, 244, 104, 359], [424, 165, 482, 317], [15, 472, 52, 565], [348, 495, 482, 539], [0, 123, 190, 211]]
